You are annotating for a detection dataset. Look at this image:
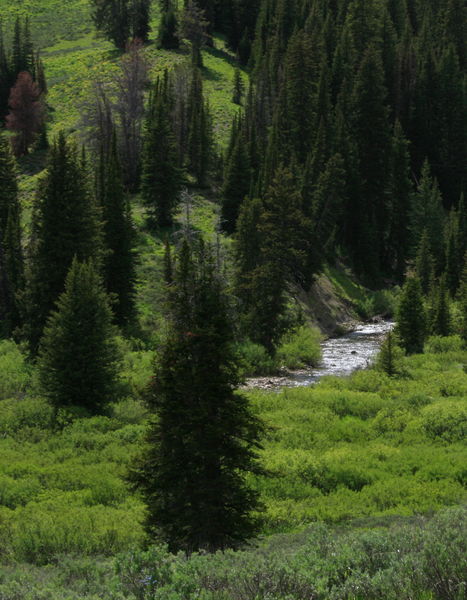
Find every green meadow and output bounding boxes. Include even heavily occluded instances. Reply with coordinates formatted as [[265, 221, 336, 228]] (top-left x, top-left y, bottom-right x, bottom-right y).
[[0, 336, 465, 567]]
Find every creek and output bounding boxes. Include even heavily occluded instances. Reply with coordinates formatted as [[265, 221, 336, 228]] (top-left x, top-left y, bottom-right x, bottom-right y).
[[246, 320, 395, 391]]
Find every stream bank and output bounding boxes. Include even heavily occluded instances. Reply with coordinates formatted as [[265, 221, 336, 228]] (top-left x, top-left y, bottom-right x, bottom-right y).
[[245, 320, 394, 391]]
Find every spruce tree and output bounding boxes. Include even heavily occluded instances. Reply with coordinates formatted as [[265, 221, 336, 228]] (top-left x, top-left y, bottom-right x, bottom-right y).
[[129, 240, 263, 553], [0, 138, 23, 338], [430, 275, 451, 337], [91, 0, 131, 49], [349, 44, 391, 280], [158, 4, 179, 49], [221, 131, 251, 234], [27, 133, 102, 352], [411, 160, 445, 270], [232, 68, 244, 105], [415, 230, 435, 295], [141, 90, 182, 228], [444, 209, 461, 296], [388, 121, 413, 281], [234, 196, 263, 317], [375, 331, 403, 376], [396, 276, 426, 355], [186, 67, 212, 186], [248, 166, 310, 353], [0, 138, 18, 234], [38, 259, 119, 415], [97, 135, 136, 325], [459, 254, 467, 346]]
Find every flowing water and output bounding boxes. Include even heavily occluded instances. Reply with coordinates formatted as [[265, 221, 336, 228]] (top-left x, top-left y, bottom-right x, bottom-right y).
[[246, 320, 395, 391]]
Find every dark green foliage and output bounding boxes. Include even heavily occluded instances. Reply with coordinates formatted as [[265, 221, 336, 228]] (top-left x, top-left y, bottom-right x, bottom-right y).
[[221, 128, 251, 233], [129, 240, 263, 553], [430, 275, 451, 337], [349, 45, 391, 281], [158, 6, 179, 49], [411, 160, 445, 271], [131, 0, 151, 42], [459, 254, 467, 345], [0, 138, 23, 338], [376, 331, 402, 376], [397, 276, 426, 355], [27, 134, 103, 353], [234, 195, 263, 315], [186, 67, 212, 186], [91, 0, 151, 49], [415, 230, 435, 295], [141, 85, 183, 228], [444, 209, 462, 296], [177, 0, 209, 67], [0, 138, 18, 236], [163, 239, 173, 284], [97, 135, 136, 326], [310, 153, 346, 271], [246, 166, 310, 353], [38, 259, 119, 415], [388, 121, 413, 281], [232, 68, 244, 105]]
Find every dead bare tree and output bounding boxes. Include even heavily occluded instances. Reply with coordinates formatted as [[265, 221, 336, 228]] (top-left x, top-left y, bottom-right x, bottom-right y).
[[115, 38, 148, 190]]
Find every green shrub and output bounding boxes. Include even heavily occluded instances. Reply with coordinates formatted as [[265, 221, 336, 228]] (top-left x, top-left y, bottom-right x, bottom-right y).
[[425, 335, 464, 354], [0, 341, 31, 401], [277, 325, 322, 369], [0, 397, 53, 437], [236, 341, 278, 377], [421, 400, 467, 442]]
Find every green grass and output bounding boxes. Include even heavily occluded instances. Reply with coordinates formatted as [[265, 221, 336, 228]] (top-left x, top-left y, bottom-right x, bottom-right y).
[[325, 264, 400, 319], [0, 338, 465, 565]]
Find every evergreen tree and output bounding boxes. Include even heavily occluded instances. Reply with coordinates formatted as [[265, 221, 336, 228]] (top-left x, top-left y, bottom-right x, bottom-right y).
[[141, 89, 182, 228], [221, 131, 251, 234], [349, 45, 392, 281], [234, 196, 263, 317], [158, 3, 179, 49], [375, 331, 403, 376], [232, 68, 244, 105], [430, 275, 451, 337], [97, 135, 136, 325], [415, 230, 434, 295], [91, 0, 131, 49], [187, 67, 212, 186], [444, 209, 461, 296], [0, 138, 18, 234], [38, 259, 119, 415], [129, 240, 263, 553], [91, 0, 151, 49], [131, 0, 151, 42], [0, 138, 23, 338], [396, 276, 426, 355], [247, 166, 310, 353], [177, 0, 209, 67], [411, 160, 445, 271], [27, 134, 102, 352], [459, 254, 467, 346], [388, 121, 413, 281]]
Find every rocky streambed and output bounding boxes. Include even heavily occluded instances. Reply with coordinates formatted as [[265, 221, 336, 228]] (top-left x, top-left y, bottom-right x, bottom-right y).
[[245, 320, 395, 391]]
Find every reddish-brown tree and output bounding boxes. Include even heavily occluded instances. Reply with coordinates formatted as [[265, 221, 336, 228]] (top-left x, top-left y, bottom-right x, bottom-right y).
[[6, 71, 44, 156]]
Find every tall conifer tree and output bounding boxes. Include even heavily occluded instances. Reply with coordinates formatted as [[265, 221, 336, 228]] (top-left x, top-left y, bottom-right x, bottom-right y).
[[396, 276, 426, 355], [97, 134, 136, 325], [129, 240, 263, 553], [27, 134, 102, 352], [38, 259, 119, 415]]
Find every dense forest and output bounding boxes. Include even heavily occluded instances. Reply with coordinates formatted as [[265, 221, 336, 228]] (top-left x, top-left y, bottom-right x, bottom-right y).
[[0, 0, 466, 598]]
